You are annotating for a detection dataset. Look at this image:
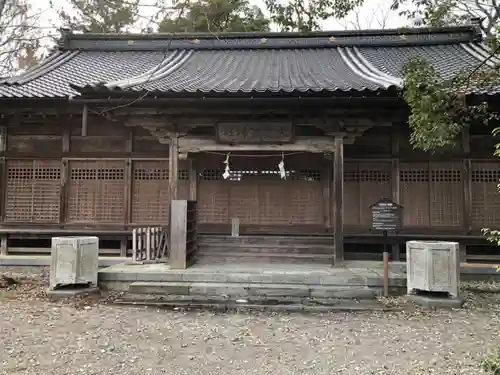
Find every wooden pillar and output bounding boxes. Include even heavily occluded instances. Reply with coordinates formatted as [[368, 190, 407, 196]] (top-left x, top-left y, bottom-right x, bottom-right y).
[[124, 128, 133, 227], [323, 160, 332, 230], [59, 128, 70, 225], [0, 126, 7, 153], [461, 128, 471, 263], [188, 156, 197, 201], [0, 235, 7, 256], [0, 127, 5, 254], [333, 136, 344, 264], [391, 125, 401, 261], [81, 105, 88, 136], [170, 199, 188, 269], [169, 134, 179, 201], [0, 126, 6, 227], [0, 125, 7, 254]]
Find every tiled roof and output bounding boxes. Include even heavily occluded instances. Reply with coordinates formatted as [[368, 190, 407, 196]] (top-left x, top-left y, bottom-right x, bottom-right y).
[[0, 25, 497, 99]]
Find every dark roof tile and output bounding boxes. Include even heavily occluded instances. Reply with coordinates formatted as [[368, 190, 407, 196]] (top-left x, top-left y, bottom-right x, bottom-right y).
[[0, 25, 497, 99]]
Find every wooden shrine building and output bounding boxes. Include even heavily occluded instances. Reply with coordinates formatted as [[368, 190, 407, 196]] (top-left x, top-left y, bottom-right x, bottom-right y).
[[0, 24, 499, 265]]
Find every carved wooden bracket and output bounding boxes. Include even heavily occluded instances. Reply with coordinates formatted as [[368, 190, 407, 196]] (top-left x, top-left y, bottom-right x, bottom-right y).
[[316, 117, 388, 142]]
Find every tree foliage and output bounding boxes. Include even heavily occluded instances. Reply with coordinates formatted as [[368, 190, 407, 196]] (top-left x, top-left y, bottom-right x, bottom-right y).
[[396, 1, 500, 151], [264, 0, 363, 32], [391, 0, 499, 39], [59, 0, 140, 33], [158, 0, 270, 33], [0, 0, 47, 75], [401, 57, 499, 151]]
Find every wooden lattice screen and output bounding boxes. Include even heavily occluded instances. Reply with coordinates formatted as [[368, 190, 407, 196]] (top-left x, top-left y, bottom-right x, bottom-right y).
[[197, 154, 324, 227], [131, 159, 189, 224], [343, 161, 392, 227], [5, 159, 61, 223], [471, 161, 500, 229], [400, 162, 463, 228], [66, 160, 126, 224]]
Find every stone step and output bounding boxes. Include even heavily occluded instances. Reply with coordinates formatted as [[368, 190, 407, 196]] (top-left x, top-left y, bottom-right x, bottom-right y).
[[127, 281, 381, 300], [198, 235, 334, 246], [115, 295, 390, 312], [196, 252, 332, 265], [198, 243, 333, 255]]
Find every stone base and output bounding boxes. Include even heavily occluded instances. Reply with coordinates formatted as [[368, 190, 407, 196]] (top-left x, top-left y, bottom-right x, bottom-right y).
[[406, 293, 464, 309], [46, 286, 99, 301]]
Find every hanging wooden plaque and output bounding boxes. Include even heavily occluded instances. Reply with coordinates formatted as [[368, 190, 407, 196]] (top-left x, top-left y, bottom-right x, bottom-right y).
[[216, 122, 294, 144]]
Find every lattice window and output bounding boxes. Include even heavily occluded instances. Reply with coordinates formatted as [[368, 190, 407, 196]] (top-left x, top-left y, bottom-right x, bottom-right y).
[[290, 170, 321, 181], [134, 168, 167, 180], [133, 168, 188, 180], [6, 161, 61, 223], [358, 170, 390, 182], [430, 167, 462, 227], [70, 168, 124, 180], [67, 161, 125, 223], [472, 170, 500, 183], [199, 169, 222, 181], [400, 169, 429, 182], [431, 170, 461, 182], [344, 169, 390, 182], [471, 164, 500, 228], [344, 170, 358, 182], [200, 169, 321, 182]]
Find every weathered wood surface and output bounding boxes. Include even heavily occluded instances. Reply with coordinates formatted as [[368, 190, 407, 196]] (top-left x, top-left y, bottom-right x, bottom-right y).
[[169, 200, 198, 269], [216, 121, 294, 144], [333, 136, 344, 264], [171, 136, 354, 153]]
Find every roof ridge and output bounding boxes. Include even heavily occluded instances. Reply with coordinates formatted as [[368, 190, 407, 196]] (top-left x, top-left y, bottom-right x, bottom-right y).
[[58, 26, 481, 52], [60, 25, 479, 41]]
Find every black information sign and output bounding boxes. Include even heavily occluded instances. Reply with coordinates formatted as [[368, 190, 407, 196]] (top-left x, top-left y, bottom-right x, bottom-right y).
[[370, 198, 403, 233]]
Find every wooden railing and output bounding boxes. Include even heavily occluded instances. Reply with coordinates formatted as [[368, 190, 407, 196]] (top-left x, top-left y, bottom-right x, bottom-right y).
[[169, 200, 198, 269], [131, 226, 169, 263]]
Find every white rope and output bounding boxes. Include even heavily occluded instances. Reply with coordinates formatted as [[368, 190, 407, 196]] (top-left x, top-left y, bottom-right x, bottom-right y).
[[278, 152, 286, 179], [222, 152, 231, 180]]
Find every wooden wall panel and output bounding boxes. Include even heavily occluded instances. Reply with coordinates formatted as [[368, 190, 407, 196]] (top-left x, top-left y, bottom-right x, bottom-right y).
[[130, 159, 189, 225], [429, 162, 463, 227], [66, 160, 126, 224], [343, 161, 391, 227], [400, 162, 430, 227], [5, 159, 61, 223], [7, 136, 62, 155], [471, 161, 500, 229]]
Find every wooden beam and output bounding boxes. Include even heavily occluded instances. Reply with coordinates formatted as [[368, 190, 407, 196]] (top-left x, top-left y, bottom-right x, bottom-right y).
[[169, 134, 179, 200], [333, 136, 344, 264], [159, 136, 354, 153]]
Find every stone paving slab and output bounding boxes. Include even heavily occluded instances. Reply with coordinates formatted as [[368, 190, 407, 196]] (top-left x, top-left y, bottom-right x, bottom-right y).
[[128, 281, 382, 299], [98, 261, 406, 288], [113, 298, 390, 312]]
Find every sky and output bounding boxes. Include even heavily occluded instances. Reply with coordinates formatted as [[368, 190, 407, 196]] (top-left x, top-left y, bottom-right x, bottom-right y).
[[33, 0, 409, 34]]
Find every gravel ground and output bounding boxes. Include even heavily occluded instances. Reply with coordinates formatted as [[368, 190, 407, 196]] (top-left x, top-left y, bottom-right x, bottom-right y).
[[1, 269, 500, 375]]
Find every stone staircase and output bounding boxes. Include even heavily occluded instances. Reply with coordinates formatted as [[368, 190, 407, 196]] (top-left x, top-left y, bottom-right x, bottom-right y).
[[110, 262, 407, 311], [196, 235, 334, 264]]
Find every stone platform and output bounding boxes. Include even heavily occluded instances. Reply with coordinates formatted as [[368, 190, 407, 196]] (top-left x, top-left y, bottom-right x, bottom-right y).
[[98, 261, 408, 303]]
